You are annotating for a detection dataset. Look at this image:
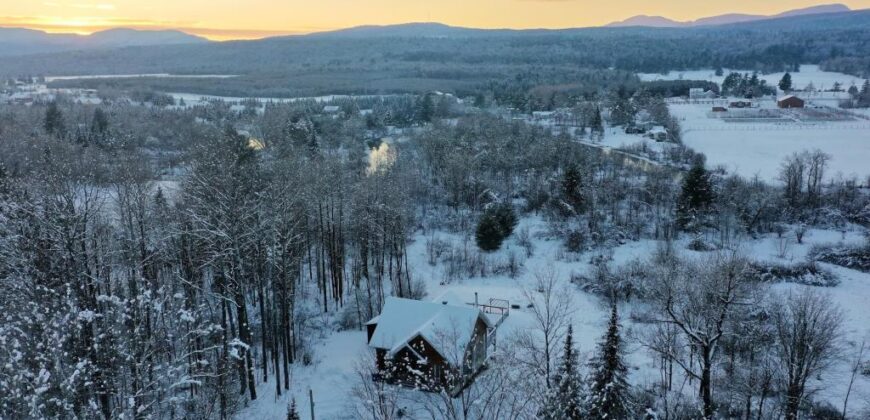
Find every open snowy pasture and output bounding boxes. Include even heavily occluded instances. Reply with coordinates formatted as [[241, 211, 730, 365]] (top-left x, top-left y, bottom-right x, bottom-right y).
[[669, 102, 870, 182], [238, 215, 870, 419], [639, 65, 866, 93]]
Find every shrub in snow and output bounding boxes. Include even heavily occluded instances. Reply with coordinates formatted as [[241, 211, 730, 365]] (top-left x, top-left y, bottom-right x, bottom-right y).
[[749, 261, 839, 287], [809, 243, 870, 273], [491, 251, 524, 278], [515, 227, 534, 257], [807, 400, 842, 420], [795, 224, 808, 244], [337, 290, 378, 331], [406, 279, 428, 300], [425, 236, 451, 265], [564, 229, 586, 253], [686, 237, 717, 252], [773, 223, 788, 238]]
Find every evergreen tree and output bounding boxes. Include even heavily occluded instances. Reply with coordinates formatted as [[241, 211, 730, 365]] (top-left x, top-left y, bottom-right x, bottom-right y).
[[417, 93, 434, 123], [0, 163, 8, 196], [493, 203, 518, 238], [590, 107, 604, 137], [548, 325, 584, 420], [562, 166, 585, 214], [860, 80, 870, 107], [476, 203, 516, 252], [676, 161, 715, 231], [44, 101, 65, 137], [286, 398, 301, 420], [779, 72, 793, 92], [721, 73, 742, 95], [543, 325, 584, 419], [476, 210, 504, 252], [474, 93, 486, 108], [91, 108, 109, 136], [586, 305, 630, 420]]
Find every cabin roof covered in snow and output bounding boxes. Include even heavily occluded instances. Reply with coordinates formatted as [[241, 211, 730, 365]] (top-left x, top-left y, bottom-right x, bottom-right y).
[[367, 295, 492, 360]]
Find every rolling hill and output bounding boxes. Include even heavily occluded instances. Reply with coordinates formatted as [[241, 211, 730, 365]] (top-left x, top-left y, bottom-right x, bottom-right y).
[[607, 3, 851, 27], [0, 27, 208, 57]]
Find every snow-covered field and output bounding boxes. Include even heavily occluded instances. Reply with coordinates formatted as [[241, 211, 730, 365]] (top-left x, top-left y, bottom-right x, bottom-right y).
[[168, 92, 395, 107], [238, 215, 870, 419], [639, 64, 866, 93], [44, 74, 238, 82], [669, 102, 870, 182]]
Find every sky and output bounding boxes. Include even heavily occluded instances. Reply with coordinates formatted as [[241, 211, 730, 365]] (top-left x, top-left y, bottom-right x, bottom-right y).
[[1, 0, 869, 41]]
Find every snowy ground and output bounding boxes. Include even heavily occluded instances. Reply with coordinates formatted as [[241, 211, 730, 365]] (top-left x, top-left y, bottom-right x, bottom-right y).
[[168, 92, 395, 107], [639, 64, 866, 93], [237, 215, 870, 419], [670, 102, 870, 182]]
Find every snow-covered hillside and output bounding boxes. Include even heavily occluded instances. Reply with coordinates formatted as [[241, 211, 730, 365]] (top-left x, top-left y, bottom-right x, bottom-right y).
[[239, 216, 870, 419]]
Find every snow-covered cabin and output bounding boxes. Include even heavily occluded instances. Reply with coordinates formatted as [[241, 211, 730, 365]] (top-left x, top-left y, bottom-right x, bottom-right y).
[[365, 293, 498, 395]]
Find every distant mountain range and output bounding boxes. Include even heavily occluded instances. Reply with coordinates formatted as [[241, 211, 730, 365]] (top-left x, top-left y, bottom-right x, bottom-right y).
[[0, 27, 207, 57], [0, 7, 867, 96], [0, 3, 862, 58], [607, 3, 851, 27]]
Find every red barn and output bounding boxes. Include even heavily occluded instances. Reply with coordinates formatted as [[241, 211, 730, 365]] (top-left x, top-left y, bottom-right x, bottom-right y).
[[777, 95, 805, 109]]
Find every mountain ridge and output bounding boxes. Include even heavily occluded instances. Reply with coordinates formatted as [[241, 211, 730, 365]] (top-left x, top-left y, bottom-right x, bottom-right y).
[[0, 27, 207, 56], [607, 3, 851, 27]]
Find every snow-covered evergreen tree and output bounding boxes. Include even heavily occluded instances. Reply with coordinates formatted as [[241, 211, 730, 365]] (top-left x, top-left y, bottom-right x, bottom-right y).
[[287, 398, 301, 420], [676, 161, 715, 231], [586, 305, 630, 419], [542, 325, 584, 419]]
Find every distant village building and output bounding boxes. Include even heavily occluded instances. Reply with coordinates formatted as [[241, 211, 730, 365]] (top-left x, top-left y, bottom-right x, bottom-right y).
[[647, 126, 668, 141], [689, 88, 716, 99], [531, 111, 555, 120], [322, 105, 341, 114], [365, 293, 508, 396], [777, 95, 805, 109], [729, 101, 752, 109]]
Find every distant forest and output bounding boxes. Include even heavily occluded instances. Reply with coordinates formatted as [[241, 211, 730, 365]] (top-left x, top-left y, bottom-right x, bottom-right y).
[[3, 10, 870, 98]]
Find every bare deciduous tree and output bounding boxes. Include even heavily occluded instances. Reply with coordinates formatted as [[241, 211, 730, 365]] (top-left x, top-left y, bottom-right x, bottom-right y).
[[648, 252, 757, 419], [771, 290, 843, 420], [515, 267, 575, 399]]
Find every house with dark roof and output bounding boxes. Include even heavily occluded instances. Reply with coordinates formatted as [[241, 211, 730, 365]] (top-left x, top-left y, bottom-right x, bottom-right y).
[[777, 95, 805, 109], [365, 293, 507, 395]]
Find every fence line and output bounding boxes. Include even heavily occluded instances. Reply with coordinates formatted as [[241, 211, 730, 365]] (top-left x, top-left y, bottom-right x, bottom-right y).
[[684, 123, 870, 132]]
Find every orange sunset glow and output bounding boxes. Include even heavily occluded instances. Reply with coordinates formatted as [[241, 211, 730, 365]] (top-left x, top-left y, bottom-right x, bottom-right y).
[[2, 0, 869, 41]]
